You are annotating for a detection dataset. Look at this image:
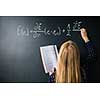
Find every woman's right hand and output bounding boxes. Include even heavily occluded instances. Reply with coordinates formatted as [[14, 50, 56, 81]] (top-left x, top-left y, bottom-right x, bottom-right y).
[[80, 28, 90, 43]]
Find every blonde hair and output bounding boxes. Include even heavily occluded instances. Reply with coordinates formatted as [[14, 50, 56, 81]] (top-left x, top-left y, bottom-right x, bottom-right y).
[[56, 40, 81, 83]]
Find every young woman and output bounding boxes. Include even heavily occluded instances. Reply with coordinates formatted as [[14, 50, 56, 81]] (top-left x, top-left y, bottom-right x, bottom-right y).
[[48, 28, 96, 83]]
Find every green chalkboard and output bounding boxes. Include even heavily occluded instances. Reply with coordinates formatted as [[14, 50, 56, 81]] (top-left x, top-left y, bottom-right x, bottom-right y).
[[0, 16, 99, 82]]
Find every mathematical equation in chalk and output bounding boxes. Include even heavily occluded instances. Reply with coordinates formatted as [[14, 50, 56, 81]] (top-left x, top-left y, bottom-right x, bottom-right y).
[[17, 20, 82, 39]]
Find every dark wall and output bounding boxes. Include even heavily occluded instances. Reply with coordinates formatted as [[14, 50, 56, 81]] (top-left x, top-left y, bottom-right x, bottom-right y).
[[0, 16, 99, 82]]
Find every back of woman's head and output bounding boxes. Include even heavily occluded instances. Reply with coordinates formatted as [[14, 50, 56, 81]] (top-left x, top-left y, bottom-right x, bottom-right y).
[[56, 40, 81, 83]]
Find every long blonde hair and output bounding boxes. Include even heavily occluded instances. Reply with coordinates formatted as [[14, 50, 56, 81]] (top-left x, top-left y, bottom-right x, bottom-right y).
[[56, 40, 81, 83]]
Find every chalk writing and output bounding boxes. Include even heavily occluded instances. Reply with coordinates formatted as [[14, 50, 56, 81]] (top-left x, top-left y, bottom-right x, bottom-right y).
[[66, 24, 71, 36], [17, 21, 82, 39], [72, 21, 82, 31]]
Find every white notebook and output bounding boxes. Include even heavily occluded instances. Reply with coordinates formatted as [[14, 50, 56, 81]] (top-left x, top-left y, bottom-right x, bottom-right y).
[[40, 45, 58, 73]]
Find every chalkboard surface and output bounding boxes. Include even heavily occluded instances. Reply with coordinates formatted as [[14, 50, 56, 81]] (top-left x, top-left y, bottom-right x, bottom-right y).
[[0, 16, 100, 82]]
